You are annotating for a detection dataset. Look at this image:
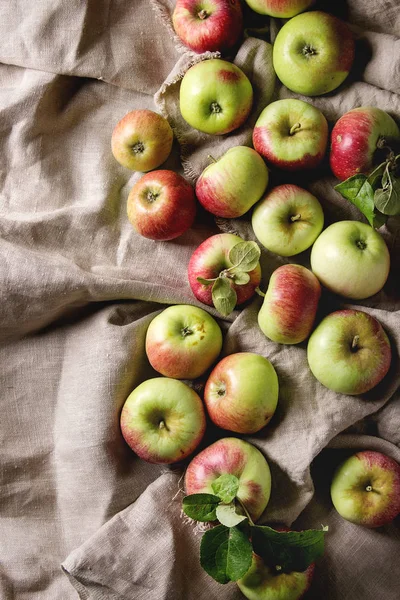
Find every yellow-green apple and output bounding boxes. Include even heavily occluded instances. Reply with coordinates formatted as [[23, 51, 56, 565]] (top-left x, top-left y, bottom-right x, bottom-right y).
[[252, 184, 324, 256], [127, 170, 196, 240], [172, 0, 243, 54], [204, 352, 279, 433], [237, 552, 315, 600], [196, 146, 269, 218], [179, 59, 253, 135], [310, 221, 390, 300], [120, 377, 206, 464], [145, 304, 223, 379], [258, 264, 321, 344], [184, 437, 271, 521], [272, 11, 355, 96], [111, 109, 173, 172], [188, 233, 262, 307], [307, 310, 391, 395], [253, 99, 328, 171], [330, 106, 400, 181], [330, 451, 400, 527], [243, 0, 314, 17]]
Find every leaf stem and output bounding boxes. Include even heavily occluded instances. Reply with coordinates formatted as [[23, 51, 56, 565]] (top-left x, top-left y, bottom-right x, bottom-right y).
[[236, 497, 255, 526]]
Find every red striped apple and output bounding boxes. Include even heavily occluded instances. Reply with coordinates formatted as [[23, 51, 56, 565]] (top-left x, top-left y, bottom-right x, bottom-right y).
[[120, 378, 206, 464], [145, 304, 223, 379], [111, 109, 173, 172], [252, 184, 324, 256], [179, 59, 253, 135], [185, 437, 271, 521], [127, 170, 196, 241], [196, 146, 269, 218], [307, 309, 391, 395], [253, 99, 328, 171], [331, 451, 400, 527], [172, 0, 243, 54], [330, 106, 400, 181], [258, 264, 321, 344], [243, 0, 314, 17], [204, 352, 279, 433]]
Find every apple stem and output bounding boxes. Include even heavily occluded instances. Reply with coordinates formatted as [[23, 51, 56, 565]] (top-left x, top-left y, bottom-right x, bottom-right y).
[[289, 123, 302, 136], [255, 286, 265, 298], [159, 420, 168, 431], [207, 154, 217, 164], [275, 565, 282, 572], [197, 9, 209, 20], [290, 213, 301, 222], [366, 485, 373, 492], [351, 335, 360, 351]]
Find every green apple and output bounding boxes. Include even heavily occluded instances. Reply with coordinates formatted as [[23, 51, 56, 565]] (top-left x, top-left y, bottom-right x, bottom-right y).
[[310, 221, 390, 299], [273, 11, 355, 96], [204, 352, 279, 433], [331, 451, 400, 527], [120, 378, 206, 464], [145, 304, 223, 379], [252, 184, 324, 256], [196, 146, 269, 218], [179, 58, 253, 135], [307, 309, 391, 395]]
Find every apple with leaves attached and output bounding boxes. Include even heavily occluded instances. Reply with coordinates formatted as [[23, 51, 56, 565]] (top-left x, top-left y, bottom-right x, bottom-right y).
[[188, 234, 262, 316], [331, 450, 400, 527], [111, 109, 173, 172], [307, 309, 391, 395], [253, 99, 328, 171], [258, 264, 321, 345], [172, 0, 243, 54], [145, 304, 222, 379], [273, 11, 355, 96], [243, 0, 314, 17], [204, 352, 279, 433], [252, 184, 324, 256], [120, 378, 206, 464], [196, 146, 269, 218], [180, 59, 253, 135], [127, 170, 196, 240]]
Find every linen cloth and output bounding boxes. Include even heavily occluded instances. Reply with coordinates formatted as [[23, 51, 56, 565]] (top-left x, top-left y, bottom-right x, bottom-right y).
[[0, 1, 399, 599]]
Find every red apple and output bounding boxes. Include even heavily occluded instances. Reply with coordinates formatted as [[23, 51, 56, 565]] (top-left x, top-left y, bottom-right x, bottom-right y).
[[111, 109, 173, 172], [330, 106, 400, 181], [127, 170, 196, 241], [172, 0, 243, 54], [188, 233, 262, 307], [258, 264, 321, 344]]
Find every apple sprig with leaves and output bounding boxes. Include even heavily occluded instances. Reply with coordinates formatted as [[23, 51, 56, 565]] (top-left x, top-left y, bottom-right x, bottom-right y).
[[335, 146, 400, 229], [182, 474, 326, 585], [196, 241, 261, 317]]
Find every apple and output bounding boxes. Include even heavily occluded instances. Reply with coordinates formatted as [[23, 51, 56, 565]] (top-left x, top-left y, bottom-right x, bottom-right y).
[[204, 352, 279, 434], [252, 184, 324, 256], [179, 59, 253, 135], [126, 170, 196, 241], [272, 11, 355, 96], [120, 377, 206, 464], [330, 450, 400, 527], [172, 0, 243, 54], [185, 437, 271, 521], [111, 109, 173, 172], [243, 0, 314, 18], [237, 553, 315, 600], [145, 304, 223, 379], [252, 99, 328, 171], [307, 309, 391, 395], [310, 221, 390, 300], [258, 264, 321, 345], [196, 146, 269, 218], [330, 106, 400, 181], [188, 233, 262, 307]]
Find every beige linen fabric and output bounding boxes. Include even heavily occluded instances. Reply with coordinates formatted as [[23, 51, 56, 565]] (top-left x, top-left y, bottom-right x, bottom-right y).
[[0, 1, 399, 599]]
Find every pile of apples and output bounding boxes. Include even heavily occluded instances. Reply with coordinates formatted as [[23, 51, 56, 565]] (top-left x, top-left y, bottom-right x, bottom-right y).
[[112, 0, 400, 598]]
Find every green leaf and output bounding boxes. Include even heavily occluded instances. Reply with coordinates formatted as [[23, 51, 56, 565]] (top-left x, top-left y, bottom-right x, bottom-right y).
[[182, 494, 221, 522], [374, 166, 400, 216], [200, 525, 253, 583], [228, 241, 261, 273], [216, 503, 247, 528], [212, 474, 240, 504], [251, 525, 326, 573], [197, 276, 215, 286], [212, 278, 237, 317], [232, 271, 251, 286], [335, 174, 377, 227]]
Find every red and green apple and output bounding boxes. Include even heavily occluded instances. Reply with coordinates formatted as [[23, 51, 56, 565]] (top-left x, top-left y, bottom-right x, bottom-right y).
[[243, 0, 314, 17]]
